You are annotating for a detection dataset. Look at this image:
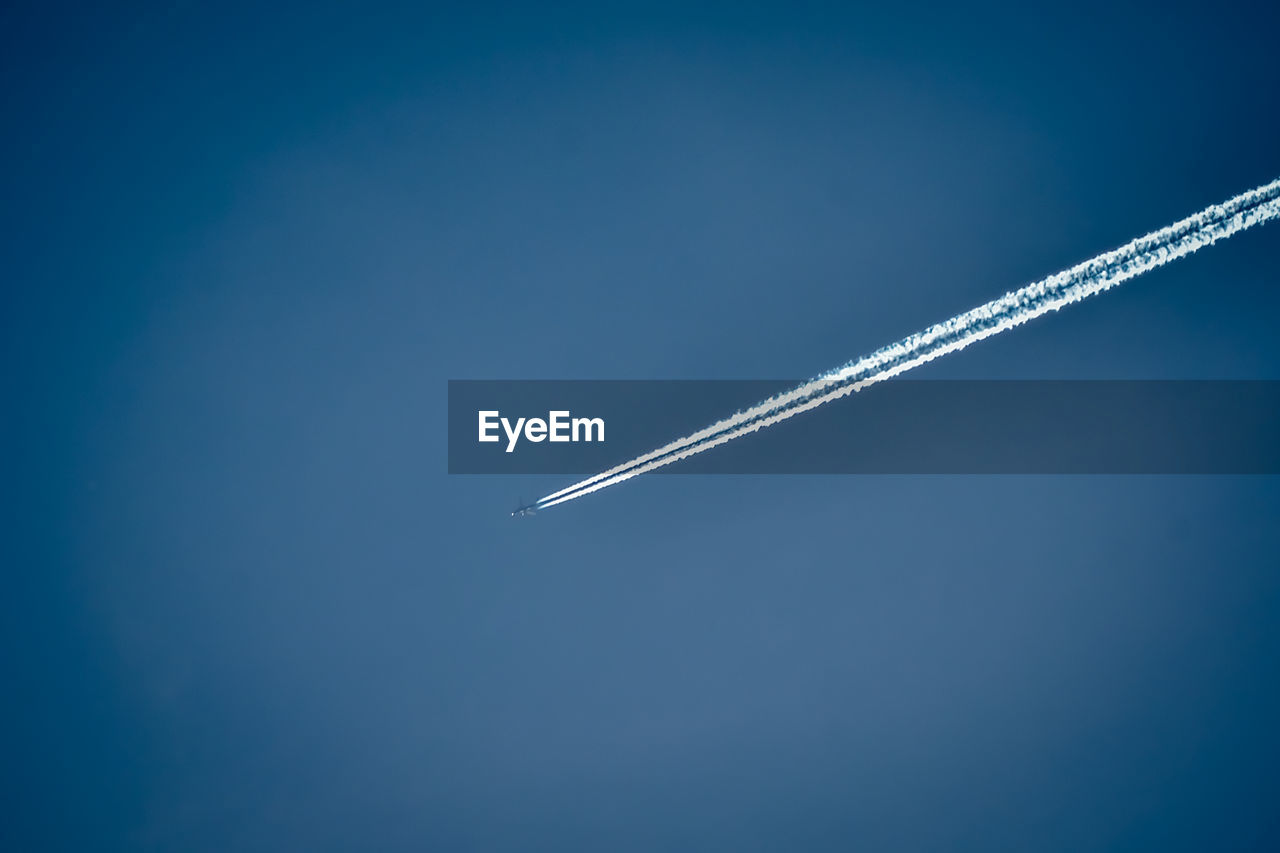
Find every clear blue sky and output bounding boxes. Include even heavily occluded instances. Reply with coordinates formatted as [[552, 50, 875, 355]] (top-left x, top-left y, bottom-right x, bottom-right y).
[[5, 2, 1279, 849]]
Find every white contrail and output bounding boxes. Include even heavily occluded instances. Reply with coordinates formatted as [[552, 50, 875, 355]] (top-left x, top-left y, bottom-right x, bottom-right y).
[[536, 178, 1280, 510]]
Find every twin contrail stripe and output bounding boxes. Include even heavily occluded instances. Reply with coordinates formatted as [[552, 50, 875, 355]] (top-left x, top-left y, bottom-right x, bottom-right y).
[[536, 178, 1280, 510]]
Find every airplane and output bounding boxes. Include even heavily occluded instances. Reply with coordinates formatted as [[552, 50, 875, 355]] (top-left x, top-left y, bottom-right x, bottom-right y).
[[511, 500, 538, 518]]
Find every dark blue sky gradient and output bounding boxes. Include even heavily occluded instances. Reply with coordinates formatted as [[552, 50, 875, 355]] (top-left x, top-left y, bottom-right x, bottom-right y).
[[5, 2, 1280, 849]]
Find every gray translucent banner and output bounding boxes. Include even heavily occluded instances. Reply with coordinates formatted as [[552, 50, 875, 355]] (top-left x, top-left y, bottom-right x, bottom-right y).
[[448, 380, 1280, 474]]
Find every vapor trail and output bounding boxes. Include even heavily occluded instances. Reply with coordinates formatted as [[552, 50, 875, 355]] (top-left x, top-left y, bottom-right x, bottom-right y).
[[536, 178, 1280, 510]]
